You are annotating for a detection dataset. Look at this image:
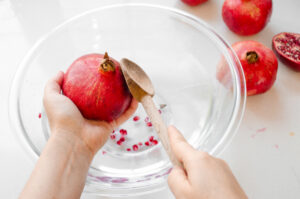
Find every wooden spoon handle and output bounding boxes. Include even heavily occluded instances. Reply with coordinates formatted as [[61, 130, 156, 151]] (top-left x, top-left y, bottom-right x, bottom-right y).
[[141, 95, 183, 168]]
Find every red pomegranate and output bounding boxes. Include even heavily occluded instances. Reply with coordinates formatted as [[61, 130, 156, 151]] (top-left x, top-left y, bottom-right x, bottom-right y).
[[222, 0, 272, 36], [62, 52, 132, 122], [217, 41, 278, 96], [272, 32, 300, 71]]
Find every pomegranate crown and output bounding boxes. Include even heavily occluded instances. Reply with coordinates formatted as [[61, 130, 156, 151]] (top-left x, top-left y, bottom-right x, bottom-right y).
[[100, 52, 115, 72]]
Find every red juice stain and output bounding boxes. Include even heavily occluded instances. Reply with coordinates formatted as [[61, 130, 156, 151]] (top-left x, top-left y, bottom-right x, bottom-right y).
[[144, 117, 150, 123], [138, 142, 143, 146], [158, 110, 162, 114], [132, 144, 139, 151], [133, 116, 140, 122], [102, 151, 106, 155]]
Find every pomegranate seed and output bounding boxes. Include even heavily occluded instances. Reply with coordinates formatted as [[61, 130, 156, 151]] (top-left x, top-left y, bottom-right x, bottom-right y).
[[138, 142, 143, 146], [38, 113, 41, 119], [133, 116, 140, 122], [144, 117, 150, 123], [147, 122, 152, 127], [119, 129, 127, 136], [149, 136, 154, 142], [152, 140, 158, 145], [145, 141, 150, 146], [132, 144, 139, 151], [110, 135, 116, 140], [112, 130, 115, 134], [126, 148, 131, 151], [117, 140, 122, 145], [119, 137, 125, 142]]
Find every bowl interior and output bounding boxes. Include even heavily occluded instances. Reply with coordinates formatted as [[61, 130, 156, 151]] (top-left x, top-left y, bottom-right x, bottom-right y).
[[9, 3, 245, 197]]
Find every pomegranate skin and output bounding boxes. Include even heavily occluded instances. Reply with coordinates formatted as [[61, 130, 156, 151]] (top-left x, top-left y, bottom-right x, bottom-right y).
[[233, 41, 278, 96], [222, 0, 272, 36], [62, 53, 132, 122], [272, 32, 300, 71]]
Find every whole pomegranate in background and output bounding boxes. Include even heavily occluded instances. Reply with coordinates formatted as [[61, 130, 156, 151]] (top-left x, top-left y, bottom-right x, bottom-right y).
[[62, 52, 132, 122], [218, 41, 278, 96], [181, 0, 207, 6], [272, 32, 300, 71], [222, 0, 272, 36]]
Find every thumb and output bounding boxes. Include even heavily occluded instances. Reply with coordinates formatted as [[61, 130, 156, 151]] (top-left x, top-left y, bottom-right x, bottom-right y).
[[44, 71, 64, 97]]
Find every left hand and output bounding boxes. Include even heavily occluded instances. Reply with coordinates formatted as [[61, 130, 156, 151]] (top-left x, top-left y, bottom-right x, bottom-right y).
[[43, 71, 138, 156]]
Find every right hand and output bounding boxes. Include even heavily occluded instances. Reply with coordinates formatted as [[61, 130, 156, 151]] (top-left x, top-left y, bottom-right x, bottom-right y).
[[167, 126, 248, 199]]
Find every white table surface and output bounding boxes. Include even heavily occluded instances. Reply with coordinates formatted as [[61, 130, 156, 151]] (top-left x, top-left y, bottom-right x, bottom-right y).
[[1, 0, 300, 198]]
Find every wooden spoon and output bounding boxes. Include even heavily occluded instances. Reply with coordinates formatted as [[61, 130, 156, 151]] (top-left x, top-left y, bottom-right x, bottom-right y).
[[120, 58, 182, 167]]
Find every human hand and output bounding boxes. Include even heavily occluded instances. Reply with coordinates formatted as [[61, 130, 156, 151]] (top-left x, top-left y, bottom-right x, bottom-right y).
[[167, 126, 248, 199], [43, 71, 138, 156]]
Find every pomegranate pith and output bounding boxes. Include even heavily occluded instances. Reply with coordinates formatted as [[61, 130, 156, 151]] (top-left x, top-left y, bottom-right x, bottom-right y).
[[62, 52, 132, 122]]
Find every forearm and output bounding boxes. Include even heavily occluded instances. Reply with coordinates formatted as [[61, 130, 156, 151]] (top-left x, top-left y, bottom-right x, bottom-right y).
[[19, 131, 93, 199]]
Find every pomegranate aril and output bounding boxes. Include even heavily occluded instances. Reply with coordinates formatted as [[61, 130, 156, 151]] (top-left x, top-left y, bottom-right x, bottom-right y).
[[117, 141, 122, 145], [126, 148, 131, 151], [149, 136, 154, 142], [38, 113, 41, 119], [132, 144, 139, 151], [119, 129, 127, 136], [110, 135, 116, 140], [138, 142, 143, 146], [145, 141, 150, 146], [146, 122, 152, 127], [133, 116, 140, 122], [152, 140, 158, 145], [119, 137, 125, 142]]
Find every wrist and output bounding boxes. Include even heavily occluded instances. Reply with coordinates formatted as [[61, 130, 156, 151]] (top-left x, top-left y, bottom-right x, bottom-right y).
[[50, 129, 94, 162]]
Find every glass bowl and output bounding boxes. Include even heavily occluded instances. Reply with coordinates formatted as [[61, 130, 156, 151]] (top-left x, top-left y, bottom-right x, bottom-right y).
[[9, 3, 246, 197]]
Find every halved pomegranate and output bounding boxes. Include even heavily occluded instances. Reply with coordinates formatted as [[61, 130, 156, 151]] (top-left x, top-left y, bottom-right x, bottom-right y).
[[272, 32, 300, 71]]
